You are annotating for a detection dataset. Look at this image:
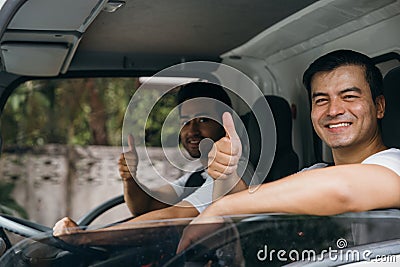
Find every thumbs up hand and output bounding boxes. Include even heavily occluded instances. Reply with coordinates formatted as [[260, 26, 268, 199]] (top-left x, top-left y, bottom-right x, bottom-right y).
[[207, 112, 242, 180], [118, 134, 139, 181]]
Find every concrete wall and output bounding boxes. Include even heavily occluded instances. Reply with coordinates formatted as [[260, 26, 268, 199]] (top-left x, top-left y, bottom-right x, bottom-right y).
[[0, 145, 192, 227]]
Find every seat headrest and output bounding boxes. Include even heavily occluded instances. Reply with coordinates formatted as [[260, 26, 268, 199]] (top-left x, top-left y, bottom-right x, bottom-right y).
[[382, 66, 400, 149], [261, 95, 293, 150], [246, 95, 295, 172]]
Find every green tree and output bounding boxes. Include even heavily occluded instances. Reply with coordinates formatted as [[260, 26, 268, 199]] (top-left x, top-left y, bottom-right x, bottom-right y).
[[1, 77, 178, 148]]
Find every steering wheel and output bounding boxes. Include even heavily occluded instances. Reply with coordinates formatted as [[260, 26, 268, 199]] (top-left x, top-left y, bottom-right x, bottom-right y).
[[0, 195, 125, 259], [0, 213, 50, 239], [0, 213, 109, 262], [0, 195, 125, 239]]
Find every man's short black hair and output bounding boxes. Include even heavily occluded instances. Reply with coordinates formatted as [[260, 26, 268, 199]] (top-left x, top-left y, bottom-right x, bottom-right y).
[[302, 49, 383, 101], [177, 81, 232, 115]]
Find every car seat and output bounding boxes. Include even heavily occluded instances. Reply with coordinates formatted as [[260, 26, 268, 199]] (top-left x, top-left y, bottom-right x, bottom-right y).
[[243, 95, 299, 183], [382, 65, 400, 148]]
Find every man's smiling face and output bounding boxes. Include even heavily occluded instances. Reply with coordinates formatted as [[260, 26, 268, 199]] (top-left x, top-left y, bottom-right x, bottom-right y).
[[179, 99, 225, 158], [310, 64, 385, 150]]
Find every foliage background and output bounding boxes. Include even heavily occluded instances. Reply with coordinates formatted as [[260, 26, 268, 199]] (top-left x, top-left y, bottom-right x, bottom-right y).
[[0, 78, 178, 217], [1, 78, 178, 148]]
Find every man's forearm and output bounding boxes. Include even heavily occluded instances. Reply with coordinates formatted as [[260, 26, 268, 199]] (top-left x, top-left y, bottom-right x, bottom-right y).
[[131, 202, 199, 222], [203, 164, 400, 217], [123, 179, 175, 216], [123, 179, 168, 215], [228, 177, 247, 194]]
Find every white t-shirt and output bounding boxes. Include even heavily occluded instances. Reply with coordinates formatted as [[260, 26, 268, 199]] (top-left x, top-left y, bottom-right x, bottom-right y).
[[301, 148, 400, 175], [170, 158, 255, 213], [303, 148, 400, 246], [170, 170, 214, 213]]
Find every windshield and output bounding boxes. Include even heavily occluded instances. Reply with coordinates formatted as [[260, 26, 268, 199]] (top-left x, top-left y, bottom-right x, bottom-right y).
[[0, 212, 399, 266], [1, 71, 400, 267], [0, 0, 6, 10], [0, 77, 181, 227]]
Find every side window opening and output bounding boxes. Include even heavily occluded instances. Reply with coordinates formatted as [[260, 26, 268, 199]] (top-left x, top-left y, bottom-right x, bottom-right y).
[[0, 77, 181, 227]]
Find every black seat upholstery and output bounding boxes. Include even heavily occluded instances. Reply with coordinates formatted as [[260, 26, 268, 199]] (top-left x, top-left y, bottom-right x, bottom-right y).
[[243, 95, 299, 183], [382, 66, 400, 148]]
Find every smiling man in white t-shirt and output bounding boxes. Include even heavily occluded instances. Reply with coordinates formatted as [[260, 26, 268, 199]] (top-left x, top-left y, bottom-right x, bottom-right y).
[[178, 49, 400, 251]]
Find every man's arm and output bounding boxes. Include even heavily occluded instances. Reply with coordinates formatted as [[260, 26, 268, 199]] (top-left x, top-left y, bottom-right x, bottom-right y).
[[176, 164, 400, 252], [119, 134, 177, 215], [227, 158, 255, 194], [53, 201, 199, 237], [122, 178, 176, 216], [204, 163, 400, 217], [205, 113, 400, 216], [125, 201, 199, 222], [208, 113, 248, 200]]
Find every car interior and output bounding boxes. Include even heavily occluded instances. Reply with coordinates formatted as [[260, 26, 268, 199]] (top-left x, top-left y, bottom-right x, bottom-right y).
[[244, 95, 299, 182], [0, 0, 400, 266], [382, 65, 400, 149]]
